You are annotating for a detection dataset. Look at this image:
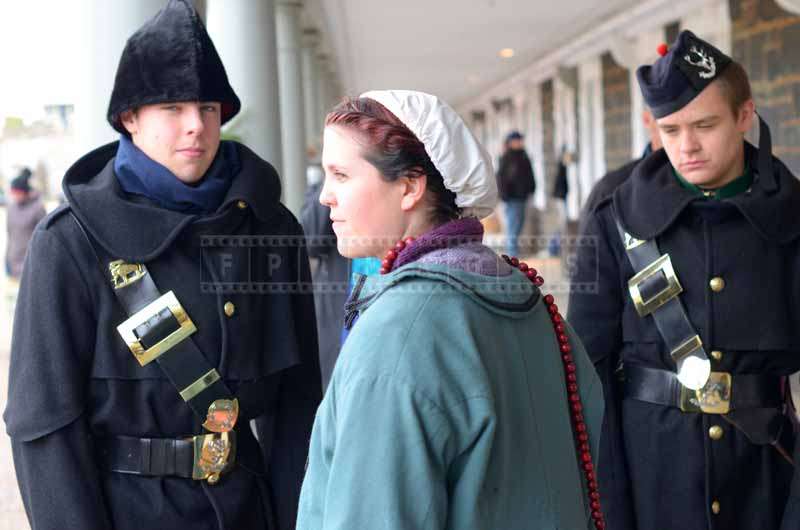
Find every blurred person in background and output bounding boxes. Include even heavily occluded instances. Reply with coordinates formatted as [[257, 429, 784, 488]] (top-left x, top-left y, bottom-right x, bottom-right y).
[[5, 167, 45, 281], [549, 146, 572, 257], [495, 130, 535, 256]]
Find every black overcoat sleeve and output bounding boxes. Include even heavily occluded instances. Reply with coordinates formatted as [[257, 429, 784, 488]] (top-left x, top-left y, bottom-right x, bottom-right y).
[[4, 226, 112, 529], [566, 206, 636, 530]]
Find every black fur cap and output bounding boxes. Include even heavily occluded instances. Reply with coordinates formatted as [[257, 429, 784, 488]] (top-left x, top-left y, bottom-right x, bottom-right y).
[[107, 0, 241, 134]]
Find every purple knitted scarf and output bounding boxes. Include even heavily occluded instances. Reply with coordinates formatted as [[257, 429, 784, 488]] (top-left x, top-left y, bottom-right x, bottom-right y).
[[391, 217, 485, 271]]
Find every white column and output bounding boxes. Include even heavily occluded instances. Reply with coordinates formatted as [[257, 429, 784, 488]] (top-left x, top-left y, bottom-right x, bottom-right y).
[[207, 0, 283, 174], [512, 90, 528, 137], [302, 29, 322, 153], [320, 57, 342, 114], [329, 76, 342, 108], [315, 54, 327, 133], [611, 26, 665, 157], [495, 102, 513, 160], [192, 0, 207, 21], [73, 0, 164, 155], [553, 75, 579, 220], [276, 0, 307, 216], [527, 84, 547, 211], [317, 54, 336, 117], [776, 0, 800, 13], [577, 56, 605, 208], [468, 107, 490, 153], [680, 0, 732, 54]]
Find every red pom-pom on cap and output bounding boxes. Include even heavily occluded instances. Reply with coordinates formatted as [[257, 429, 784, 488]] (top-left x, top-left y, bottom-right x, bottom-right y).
[[657, 43, 668, 57]]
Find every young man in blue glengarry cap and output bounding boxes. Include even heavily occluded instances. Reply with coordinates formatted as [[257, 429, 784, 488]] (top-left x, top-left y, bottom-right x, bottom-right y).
[[569, 30, 800, 530], [4, 1, 321, 529]]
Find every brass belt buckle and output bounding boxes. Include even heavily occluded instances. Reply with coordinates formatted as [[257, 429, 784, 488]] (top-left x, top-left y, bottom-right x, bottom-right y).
[[190, 430, 236, 485], [680, 372, 732, 414], [116, 291, 197, 366], [628, 254, 683, 317]]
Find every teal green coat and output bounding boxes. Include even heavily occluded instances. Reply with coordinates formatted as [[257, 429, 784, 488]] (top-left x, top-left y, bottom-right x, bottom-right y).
[[297, 261, 603, 530]]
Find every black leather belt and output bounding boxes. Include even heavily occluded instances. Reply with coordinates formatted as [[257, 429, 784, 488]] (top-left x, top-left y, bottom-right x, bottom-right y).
[[624, 364, 783, 412], [99, 435, 197, 478], [97, 427, 264, 479]]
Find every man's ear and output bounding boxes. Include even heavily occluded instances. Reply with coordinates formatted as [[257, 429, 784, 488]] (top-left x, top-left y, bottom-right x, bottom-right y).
[[399, 172, 428, 212], [736, 99, 755, 134], [120, 109, 138, 136]]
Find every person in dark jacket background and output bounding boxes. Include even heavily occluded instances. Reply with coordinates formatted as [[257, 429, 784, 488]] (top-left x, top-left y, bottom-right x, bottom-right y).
[[5, 167, 46, 280], [3, 2, 321, 529], [568, 30, 800, 530], [495, 131, 535, 256]]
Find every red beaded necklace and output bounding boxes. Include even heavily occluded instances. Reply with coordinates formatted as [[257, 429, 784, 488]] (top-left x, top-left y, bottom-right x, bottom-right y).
[[501, 254, 606, 529], [379, 236, 415, 275], [381, 237, 606, 527]]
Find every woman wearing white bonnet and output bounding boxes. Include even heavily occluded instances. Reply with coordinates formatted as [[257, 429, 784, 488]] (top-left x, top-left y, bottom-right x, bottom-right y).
[[296, 90, 606, 530]]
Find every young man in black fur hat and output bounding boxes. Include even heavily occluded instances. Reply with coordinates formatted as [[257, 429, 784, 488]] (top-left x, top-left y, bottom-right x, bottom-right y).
[[4, 2, 321, 529], [569, 30, 800, 530]]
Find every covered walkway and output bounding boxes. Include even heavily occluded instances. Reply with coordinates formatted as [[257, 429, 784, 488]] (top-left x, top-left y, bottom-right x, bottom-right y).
[[1, 0, 799, 526]]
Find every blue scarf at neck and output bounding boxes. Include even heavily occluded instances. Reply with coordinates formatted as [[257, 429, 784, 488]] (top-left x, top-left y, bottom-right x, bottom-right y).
[[114, 135, 240, 214]]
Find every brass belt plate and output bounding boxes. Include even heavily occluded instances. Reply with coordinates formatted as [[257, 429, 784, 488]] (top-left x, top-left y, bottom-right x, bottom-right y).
[[191, 431, 236, 484], [680, 372, 732, 414], [180, 369, 221, 402], [628, 254, 683, 317], [116, 291, 197, 366]]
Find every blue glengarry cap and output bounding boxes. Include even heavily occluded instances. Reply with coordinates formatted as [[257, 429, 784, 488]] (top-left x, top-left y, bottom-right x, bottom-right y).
[[636, 30, 733, 119]]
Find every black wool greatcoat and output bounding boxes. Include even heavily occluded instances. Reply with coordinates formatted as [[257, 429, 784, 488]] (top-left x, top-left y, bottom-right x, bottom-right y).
[[4, 141, 322, 530], [568, 143, 800, 530]]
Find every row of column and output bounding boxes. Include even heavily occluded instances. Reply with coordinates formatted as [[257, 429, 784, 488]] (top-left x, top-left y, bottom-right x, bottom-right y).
[[460, 0, 742, 222], [75, 0, 342, 216]]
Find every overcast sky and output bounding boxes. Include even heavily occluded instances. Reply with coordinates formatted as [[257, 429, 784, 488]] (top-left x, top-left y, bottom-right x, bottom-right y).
[[0, 2, 84, 118]]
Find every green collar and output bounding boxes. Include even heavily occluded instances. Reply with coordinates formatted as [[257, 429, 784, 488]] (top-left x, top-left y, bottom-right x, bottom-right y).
[[673, 164, 752, 200]]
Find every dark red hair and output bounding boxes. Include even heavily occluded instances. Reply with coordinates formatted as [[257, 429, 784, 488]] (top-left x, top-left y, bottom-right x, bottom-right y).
[[325, 97, 459, 224]]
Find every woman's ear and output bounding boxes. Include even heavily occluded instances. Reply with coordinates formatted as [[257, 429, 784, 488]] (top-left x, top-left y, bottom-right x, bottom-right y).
[[399, 172, 428, 212]]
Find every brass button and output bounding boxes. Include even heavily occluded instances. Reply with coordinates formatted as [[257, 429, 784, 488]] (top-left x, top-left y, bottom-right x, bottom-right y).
[[711, 500, 721, 515], [224, 302, 235, 317], [709, 277, 725, 292], [709, 425, 724, 440], [711, 350, 723, 361], [236, 200, 248, 209]]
